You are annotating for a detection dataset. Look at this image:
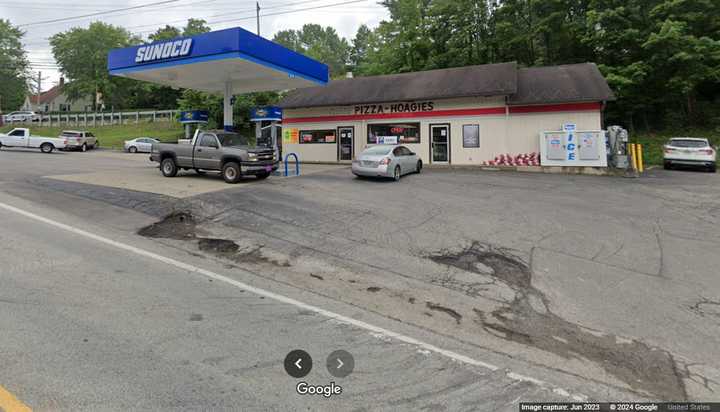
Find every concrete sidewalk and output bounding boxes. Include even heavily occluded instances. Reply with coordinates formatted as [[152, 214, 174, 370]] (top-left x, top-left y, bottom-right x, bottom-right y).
[[46, 151, 350, 198]]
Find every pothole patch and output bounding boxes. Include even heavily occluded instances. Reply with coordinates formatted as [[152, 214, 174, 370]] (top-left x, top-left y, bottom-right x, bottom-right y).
[[138, 212, 291, 268], [138, 211, 198, 240], [199, 238, 240, 254]]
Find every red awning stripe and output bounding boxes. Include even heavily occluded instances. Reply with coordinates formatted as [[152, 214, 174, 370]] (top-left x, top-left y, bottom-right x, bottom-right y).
[[282, 102, 601, 124], [508, 102, 602, 113]]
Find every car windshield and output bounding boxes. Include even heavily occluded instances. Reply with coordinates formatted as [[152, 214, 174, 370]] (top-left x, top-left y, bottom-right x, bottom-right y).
[[62, 132, 81, 137], [362, 146, 393, 155], [216, 133, 251, 147], [668, 139, 708, 148]]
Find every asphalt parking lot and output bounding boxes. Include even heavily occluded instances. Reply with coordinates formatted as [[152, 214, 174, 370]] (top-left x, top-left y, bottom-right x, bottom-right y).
[[1, 147, 719, 407]]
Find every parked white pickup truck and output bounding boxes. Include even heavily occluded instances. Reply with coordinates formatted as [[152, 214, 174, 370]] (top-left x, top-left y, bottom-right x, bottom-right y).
[[0, 128, 67, 153]]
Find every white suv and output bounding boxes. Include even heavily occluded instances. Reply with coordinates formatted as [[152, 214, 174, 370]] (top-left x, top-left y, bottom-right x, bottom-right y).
[[5, 111, 38, 123], [663, 137, 716, 173]]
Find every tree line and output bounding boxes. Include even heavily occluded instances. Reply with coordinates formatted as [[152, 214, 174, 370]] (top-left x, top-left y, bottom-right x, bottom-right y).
[[1, 0, 719, 132]]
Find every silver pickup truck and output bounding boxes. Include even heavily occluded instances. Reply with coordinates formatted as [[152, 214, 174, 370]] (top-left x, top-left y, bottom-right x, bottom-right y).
[[150, 129, 278, 183]]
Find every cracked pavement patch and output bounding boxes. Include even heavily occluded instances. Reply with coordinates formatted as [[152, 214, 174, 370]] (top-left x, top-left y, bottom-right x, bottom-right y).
[[688, 299, 720, 320], [430, 241, 687, 400]]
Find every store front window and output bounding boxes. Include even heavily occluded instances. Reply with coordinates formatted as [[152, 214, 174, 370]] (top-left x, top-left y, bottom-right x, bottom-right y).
[[300, 130, 336, 144], [368, 123, 420, 144]]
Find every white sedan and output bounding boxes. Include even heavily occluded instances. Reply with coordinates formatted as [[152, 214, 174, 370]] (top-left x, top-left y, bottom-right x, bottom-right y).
[[124, 137, 159, 153], [663, 137, 716, 173], [352, 145, 422, 181]]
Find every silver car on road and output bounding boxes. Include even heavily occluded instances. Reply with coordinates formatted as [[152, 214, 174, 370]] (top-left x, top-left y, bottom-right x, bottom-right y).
[[124, 137, 159, 153], [352, 144, 422, 181]]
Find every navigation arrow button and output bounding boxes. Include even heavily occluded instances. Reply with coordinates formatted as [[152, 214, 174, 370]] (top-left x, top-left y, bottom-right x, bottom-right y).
[[284, 350, 312, 378], [326, 350, 354, 378]]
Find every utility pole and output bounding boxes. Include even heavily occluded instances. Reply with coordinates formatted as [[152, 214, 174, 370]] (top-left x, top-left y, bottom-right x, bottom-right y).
[[256, 2, 260, 35], [29, 71, 48, 110], [36, 71, 42, 106]]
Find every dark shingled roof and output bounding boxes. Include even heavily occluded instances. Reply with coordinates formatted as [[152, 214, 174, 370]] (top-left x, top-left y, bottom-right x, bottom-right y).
[[278, 62, 614, 109], [278, 62, 518, 108], [509, 63, 615, 105]]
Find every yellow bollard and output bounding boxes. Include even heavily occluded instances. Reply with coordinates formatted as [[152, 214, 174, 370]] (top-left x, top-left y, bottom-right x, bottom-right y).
[[629, 143, 637, 171], [637, 144, 644, 173]]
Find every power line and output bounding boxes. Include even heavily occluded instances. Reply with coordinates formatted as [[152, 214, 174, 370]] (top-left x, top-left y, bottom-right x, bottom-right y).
[[17, 0, 184, 28], [122, 0, 332, 32], [133, 0, 374, 36]]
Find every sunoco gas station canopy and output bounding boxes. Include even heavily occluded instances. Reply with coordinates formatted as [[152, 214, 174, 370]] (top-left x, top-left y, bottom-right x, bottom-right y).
[[107, 27, 329, 94]]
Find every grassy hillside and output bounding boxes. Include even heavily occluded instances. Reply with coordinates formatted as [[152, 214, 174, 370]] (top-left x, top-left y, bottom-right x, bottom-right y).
[[0, 122, 184, 149], [632, 128, 720, 166]]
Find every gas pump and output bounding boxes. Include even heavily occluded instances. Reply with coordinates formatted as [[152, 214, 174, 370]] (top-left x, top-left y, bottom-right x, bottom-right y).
[[179, 110, 209, 139], [250, 106, 283, 162], [606, 125, 629, 169]]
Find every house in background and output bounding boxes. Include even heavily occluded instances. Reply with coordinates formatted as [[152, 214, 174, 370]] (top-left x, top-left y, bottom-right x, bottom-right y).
[[22, 78, 93, 113]]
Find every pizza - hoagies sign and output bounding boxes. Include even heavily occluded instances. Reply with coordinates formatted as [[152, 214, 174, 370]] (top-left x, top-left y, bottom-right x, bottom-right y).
[[354, 101, 435, 115]]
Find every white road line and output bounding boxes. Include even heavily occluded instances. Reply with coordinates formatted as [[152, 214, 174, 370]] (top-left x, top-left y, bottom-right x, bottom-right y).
[[0, 200, 587, 401]]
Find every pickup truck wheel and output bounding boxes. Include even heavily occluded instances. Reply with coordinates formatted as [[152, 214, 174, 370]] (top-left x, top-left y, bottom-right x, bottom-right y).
[[129, 146, 138, 153], [40, 143, 54, 153], [161, 158, 178, 177], [222, 162, 242, 184]]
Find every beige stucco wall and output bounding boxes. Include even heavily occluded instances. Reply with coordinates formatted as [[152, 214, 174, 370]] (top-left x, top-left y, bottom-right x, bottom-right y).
[[506, 111, 602, 155], [281, 97, 603, 165]]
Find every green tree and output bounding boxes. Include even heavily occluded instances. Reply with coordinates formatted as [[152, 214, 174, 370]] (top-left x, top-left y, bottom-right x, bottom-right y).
[[273, 24, 351, 78], [183, 18, 210, 36], [0, 19, 29, 112], [149, 25, 181, 42], [350, 24, 373, 71], [424, 0, 497, 68], [50, 22, 140, 109], [376, 0, 432, 72], [643, 20, 720, 125]]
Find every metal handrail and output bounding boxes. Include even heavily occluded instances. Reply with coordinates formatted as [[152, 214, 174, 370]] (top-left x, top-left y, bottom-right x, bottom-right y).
[[284, 153, 299, 177]]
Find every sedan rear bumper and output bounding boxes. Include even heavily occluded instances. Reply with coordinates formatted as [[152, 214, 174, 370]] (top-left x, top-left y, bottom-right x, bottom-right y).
[[665, 158, 715, 166], [352, 164, 391, 178]]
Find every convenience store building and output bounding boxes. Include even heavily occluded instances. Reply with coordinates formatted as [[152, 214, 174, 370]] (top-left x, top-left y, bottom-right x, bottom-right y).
[[277, 62, 614, 165]]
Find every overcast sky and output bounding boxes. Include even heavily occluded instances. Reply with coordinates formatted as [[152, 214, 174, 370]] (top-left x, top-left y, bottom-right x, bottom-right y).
[[2, 0, 388, 92]]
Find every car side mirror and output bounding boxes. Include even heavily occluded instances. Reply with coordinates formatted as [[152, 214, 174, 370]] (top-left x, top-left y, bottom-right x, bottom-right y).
[[409, 152, 415, 156]]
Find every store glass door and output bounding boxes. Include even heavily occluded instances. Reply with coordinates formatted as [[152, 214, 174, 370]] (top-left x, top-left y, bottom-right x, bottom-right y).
[[338, 126, 354, 161], [431, 124, 450, 163]]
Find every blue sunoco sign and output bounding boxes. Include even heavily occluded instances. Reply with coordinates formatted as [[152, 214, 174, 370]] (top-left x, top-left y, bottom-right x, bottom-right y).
[[179, 110, 209, 124], [250, 106, 283, 122], [107, 27, 329, 85]]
